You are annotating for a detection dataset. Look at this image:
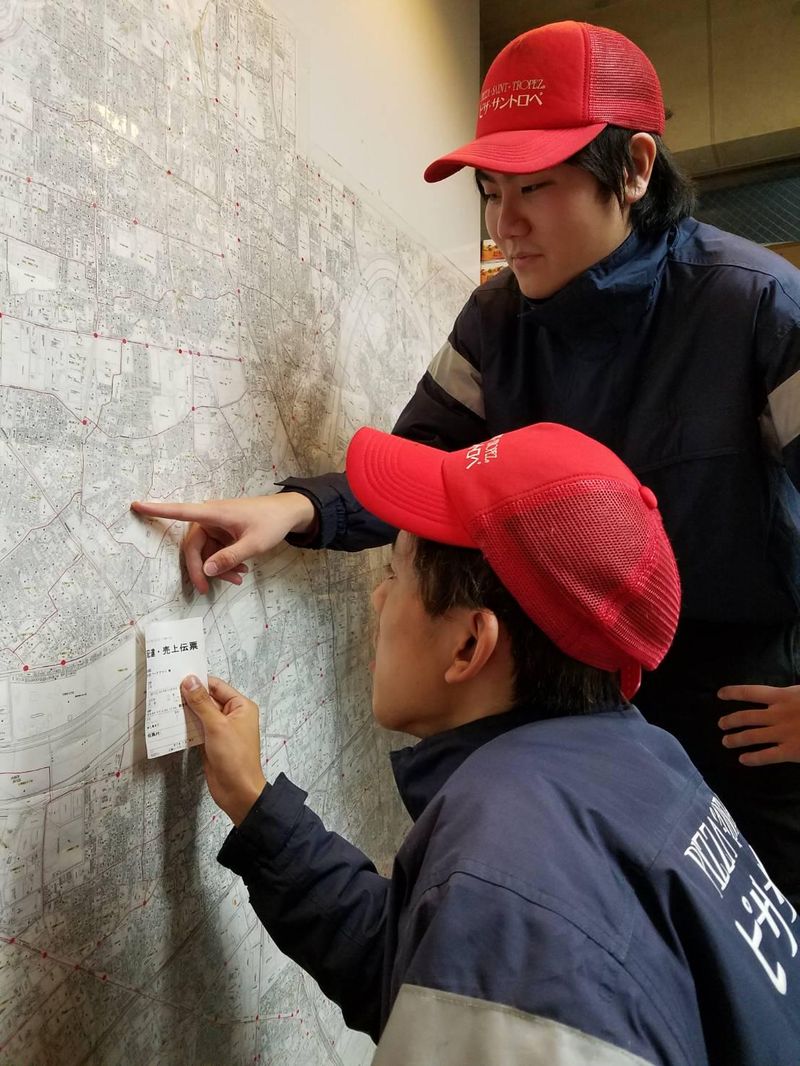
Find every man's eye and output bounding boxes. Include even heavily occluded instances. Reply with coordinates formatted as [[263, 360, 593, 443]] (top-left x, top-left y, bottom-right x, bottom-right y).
[[383, 565, 396, 580], [520, 184, 540, 194]]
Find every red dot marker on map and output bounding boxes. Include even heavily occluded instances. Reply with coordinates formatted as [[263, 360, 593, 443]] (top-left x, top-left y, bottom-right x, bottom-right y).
[[22, 665, 29, 672]]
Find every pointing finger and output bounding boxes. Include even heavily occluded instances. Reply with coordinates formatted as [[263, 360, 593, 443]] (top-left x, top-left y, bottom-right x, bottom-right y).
[[132, 499, 213, 523]]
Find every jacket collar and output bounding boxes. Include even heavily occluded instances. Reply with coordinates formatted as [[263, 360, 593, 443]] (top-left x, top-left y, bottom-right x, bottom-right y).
[[390, 704, 558, 821], [519, 225, 675, 349]]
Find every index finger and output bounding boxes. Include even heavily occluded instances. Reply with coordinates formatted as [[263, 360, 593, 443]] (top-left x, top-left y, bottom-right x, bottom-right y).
[[131, 499, 211, 523], [208, 676, 249, 706], [717, 685, 779, 704]]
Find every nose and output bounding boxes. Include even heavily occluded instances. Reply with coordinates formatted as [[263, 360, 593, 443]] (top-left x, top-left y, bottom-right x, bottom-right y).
[[493, 193, 528, 241]]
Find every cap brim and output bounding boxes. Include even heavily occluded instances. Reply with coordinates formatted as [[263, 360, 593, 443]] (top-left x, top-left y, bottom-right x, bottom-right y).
[[424, 124, 607, 183], [346, 428, 475, 547]]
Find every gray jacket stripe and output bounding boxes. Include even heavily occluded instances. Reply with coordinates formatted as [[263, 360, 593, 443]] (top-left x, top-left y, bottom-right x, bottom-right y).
[[428, 341, 485, 419], [373, 984, 657, 1066], [768, 369, 800, 448]]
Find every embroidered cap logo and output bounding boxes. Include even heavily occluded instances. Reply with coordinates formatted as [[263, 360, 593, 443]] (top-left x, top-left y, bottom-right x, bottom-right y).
[[465, 434, 503, 471]]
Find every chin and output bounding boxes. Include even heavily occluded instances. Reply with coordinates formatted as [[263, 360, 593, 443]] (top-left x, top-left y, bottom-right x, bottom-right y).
[[515, 275, 560, 300], [372, 702, 416, 736]]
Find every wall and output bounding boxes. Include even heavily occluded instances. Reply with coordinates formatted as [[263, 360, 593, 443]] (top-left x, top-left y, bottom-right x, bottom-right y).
[[269, 0, 480, 277], [0, 0, 478, 1063]]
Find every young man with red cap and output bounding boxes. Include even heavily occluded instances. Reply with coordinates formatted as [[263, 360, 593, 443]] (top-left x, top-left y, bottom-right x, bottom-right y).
[[134, 22, 800, 902], [180, 423, 800, 1066]]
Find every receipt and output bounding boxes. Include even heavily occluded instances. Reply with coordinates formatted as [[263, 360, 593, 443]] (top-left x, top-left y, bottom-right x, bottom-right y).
[[144, 617, 207, 758]]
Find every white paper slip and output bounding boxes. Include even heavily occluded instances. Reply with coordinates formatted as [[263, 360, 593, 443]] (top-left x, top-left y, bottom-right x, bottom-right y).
[[145, 617, 207, 758]]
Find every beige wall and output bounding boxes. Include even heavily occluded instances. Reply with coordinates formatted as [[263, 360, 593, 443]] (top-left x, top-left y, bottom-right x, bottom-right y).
[[266, 0, 480, 278]]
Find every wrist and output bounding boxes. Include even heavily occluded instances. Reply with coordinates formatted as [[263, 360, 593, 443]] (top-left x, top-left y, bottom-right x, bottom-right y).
[[229, 775, 268, 827], [283, 492, 319, 539]]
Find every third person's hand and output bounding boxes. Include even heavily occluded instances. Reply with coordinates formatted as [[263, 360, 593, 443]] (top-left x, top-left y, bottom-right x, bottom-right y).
[[718, 684, 800, 766]]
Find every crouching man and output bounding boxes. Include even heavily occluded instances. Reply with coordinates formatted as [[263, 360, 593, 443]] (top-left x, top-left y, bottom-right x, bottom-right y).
[[181, 423, 800, 1065]]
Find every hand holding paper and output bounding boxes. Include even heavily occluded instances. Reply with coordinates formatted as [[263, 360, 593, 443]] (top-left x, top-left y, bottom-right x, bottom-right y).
[[180, 676, 266, 825]]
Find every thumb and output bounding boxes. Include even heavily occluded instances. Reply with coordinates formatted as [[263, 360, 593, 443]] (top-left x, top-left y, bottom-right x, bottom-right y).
[[203, 535, 260, 577], [181, 675, 222, 725]]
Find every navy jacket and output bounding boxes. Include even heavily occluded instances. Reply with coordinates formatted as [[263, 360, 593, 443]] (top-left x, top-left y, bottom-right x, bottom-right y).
[[284, 219, 800, 627], [218, 705, 800, 1065]]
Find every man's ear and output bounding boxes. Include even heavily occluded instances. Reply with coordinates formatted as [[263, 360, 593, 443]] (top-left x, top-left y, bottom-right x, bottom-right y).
[[624, 132, 657, 204], [444, 609, 501, 685]]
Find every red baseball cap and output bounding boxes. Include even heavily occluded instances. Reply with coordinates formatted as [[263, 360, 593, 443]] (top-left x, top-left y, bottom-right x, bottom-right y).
[[346, 423, 680, 699], [425, 21, 664, 183]]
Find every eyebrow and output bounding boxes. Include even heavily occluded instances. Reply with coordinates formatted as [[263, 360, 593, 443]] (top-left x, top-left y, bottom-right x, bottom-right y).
[[474, 169, 495, 185]]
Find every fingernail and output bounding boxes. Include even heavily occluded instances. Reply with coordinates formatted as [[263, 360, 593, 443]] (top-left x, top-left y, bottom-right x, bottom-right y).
[[204, 561, 219, 577], [183, 675, 201, 690]]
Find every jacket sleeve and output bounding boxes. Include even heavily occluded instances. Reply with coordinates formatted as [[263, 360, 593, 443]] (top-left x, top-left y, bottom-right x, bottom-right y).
[[217, 773, 390, 1039], [278, 290, 488, 552], [372, 871, 686, 1066]]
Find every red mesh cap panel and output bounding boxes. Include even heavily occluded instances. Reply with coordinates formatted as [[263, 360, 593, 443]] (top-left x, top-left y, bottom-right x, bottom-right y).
[[585, 24, 665, 134], [471, 479, 680, 675]]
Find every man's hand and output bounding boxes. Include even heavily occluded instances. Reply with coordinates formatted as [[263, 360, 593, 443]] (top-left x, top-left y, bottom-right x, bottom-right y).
[[181, 675, 267, 825], [131, 493, 317, 593], [718, 684, 800, 766]]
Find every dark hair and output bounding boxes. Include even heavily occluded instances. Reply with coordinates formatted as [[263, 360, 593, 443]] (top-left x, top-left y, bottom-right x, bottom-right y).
[[409, 535, 623, 715], [474, 127, 695, 238], [567, 126, 695, 235]]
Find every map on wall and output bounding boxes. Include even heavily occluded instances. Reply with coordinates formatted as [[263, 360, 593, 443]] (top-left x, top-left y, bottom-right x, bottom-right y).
[[0, 0, 473, 1061]]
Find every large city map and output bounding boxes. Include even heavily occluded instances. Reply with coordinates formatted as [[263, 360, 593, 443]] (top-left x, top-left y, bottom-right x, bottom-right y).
[[0, 0, 472, 1061]]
